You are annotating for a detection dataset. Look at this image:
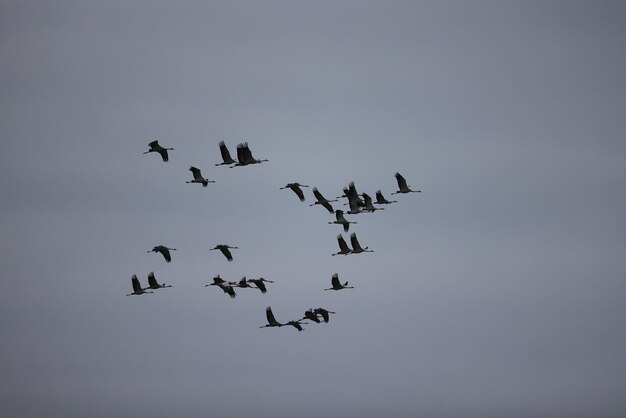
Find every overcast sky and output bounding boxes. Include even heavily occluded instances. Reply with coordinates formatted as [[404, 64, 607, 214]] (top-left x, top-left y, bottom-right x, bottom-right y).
[[1, 1, 625, 417]]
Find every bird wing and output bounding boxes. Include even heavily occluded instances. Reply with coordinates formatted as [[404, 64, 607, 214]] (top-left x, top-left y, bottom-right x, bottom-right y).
[[225, 285, 236, 298], [218, 141, 234, 163], [236, 143, 246, 163], [322, 201, 334, 213], [266, 307, 278, 325], [350, 233, 363, 251], [213, 276, 225, 284], [220, 247, 233, 261], [337, 235, 351, 252], [242, 142, 253, 163], [288, 321, 303, 331], [255, 280, 267, 293], [312, 187, 324, 202], [375, 190, 386, 203], [147, 272, 158, 288], [395, 172, 408, 190], [189, 167, 203, 181], [131, 275, 142, 292], [331, 274, 341, 288], [292, 185, 305, 201], [159, 247, 171, 262], [335, 210, 345, 221], [316, 308, 330, 323], [148, 140, 159, 149]]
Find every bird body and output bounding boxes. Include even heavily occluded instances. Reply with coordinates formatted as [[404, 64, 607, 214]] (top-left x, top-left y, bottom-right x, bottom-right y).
[[147, 245, 177, 262], [392, 172, 421, 194], [375, 190, 397, 204], [350, 232, 374, 254], [310, 187, 336, 213], [324, 273, 353, 290], [146, 272, 172, 289], [328, 210, 357, 232], [280, 183, 309, 202], [126, 275, 153, 296], [143, 140, 174, 162], [332, 234, 352, 256], [210, 244, 239, 262], [186, 166, 215, 187], [248, 277, 274, 294], [232, 142, 268, 166], [215, 141, 237, 166]]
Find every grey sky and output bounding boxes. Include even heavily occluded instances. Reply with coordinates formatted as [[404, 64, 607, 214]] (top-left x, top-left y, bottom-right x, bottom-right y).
[[1, 1, 625, 417]]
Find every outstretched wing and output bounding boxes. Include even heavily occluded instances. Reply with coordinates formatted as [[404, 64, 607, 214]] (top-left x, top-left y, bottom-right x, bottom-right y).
[[395, 172, 408, 190], [147, 272, 158, 288], [236, 143, 246, 163], [312, 187, 324, 202], [321, 201, 334, 213], [292, 185, 305, 201], [266, 306, 278, 325], [350, 233, 362, 251], [219, 247, 233, 261], [161, 247, 172, 262], [331, 273, 341, 288], [148, 140, 159, 150], [131, 275, 142, 292], [337, 235, 351, 252], [218, 141, 234, 163]]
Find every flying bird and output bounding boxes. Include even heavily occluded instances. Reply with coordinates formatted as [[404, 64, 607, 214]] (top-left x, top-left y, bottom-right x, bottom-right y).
[[126, 275, 153, 296], [260, 306, 283, 328], [285, 320, 306, 331], [328, 210, 357, 232], [332, 234, 352, 256], [186, 166, 215, 187], [143, 140, 174, 162], [302, 309, 322, 324], [310, 187, 337, 213], [324, 273, 354, 291], [362, 193, 384, 213], [146, 272, 172, 289], [215, 141, 237, 166], [232, 277, 255, 289], [280, 183, 309, 202], [392, 172, 421, 194], [205, 275, 236, 298], [248, 277, 274, 294], [210, 244, 239, 262], [232, 142, 268, 166], [350, 232, 374, 254], [375, 190, 397, 204], [314, 308, 336, 323], [147, 245, 177, 262]]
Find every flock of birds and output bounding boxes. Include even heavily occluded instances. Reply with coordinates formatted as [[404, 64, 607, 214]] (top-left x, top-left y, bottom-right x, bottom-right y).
[[130, 139, 421, 331]]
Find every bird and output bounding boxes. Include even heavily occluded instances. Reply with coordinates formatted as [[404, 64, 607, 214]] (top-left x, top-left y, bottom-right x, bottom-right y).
[[260, 306, 283, 328], [313, 308, 336, 323], [361, 193, 384, 212], [232, 142, 268, 166], [350, 232, 374, 254], [215, 141, 237, 166], [248, 277, 274, 294], [205, 275, 236, 298], [375, 190, 397, 204], [210, 244, 239, 262], [302, 309, 322, 324], [328, 210, 357, 232], [285, 320, 306, 331], [146, 272, 172, 289], [126, 275, 153, 296], [280, 183, 309, 202], [186, 166, 215, 187], [147, 245, 177, 262], [392, 172, 421, 194], [324, 273, 354, 290], [332, 234, 352, 256], [310, 187, 337, 213], [143, 140, 174, 162], [232, 277, 255, 289]]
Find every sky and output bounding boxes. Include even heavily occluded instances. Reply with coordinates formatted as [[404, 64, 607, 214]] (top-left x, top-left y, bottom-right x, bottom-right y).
[[1, 1, 625, 417]]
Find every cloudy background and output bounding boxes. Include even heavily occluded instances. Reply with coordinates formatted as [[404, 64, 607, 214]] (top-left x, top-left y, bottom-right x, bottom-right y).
[[1, 1, 625, 416]]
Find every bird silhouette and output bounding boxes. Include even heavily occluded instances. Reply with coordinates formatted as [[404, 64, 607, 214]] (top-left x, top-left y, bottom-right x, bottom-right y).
[[248, 278, 274, 294], [126, 275, 153, 296], [310, 187, 336, 213], [186, 166, 215, 187], [375, 190, 397, 204], [328, 210, 357, 232], [143, 140, 174, 162], [146, 271, 172, 289], [324, 273, 354, 290], [210, 244, 239, 262], [280, 183, 309, 201], [205, 275, 236, 298], [147, 245, 177, 262], [391, 172, 421, 194], [332, 234, 352, 256], [349, 232, 374, 254], [232, 142, 268, 166], [314, 308, 336, 323], [215, 141, 237, 166]]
